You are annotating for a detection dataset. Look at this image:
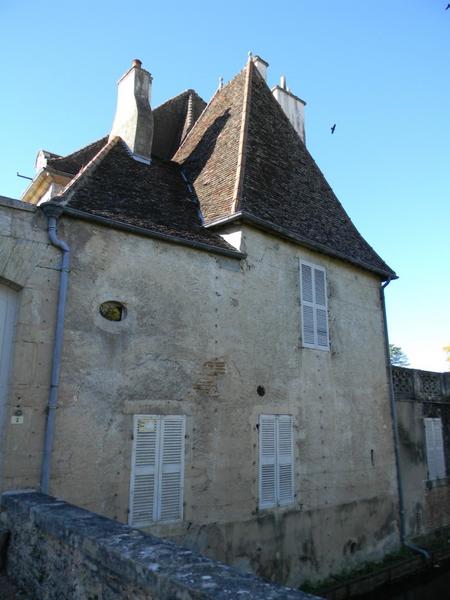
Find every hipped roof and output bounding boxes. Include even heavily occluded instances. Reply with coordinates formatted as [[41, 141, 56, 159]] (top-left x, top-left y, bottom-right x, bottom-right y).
[[49, 137, 242, 257], [174, 60, 396, 279]]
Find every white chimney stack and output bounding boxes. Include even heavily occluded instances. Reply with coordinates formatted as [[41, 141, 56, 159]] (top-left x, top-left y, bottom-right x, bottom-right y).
[[109, 59, 154, 163], [252, 55, 269, 81], [272, 75, 306, 144]]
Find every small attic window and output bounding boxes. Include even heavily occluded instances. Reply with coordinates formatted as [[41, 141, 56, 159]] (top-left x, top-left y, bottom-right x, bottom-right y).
[[99, 301, 126, 322]]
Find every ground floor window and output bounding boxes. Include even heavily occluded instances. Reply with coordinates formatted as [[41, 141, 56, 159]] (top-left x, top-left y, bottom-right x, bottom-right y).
[[424, 417, 446, 481], [129, 415, 186, 527], [259, 414, 294, 509]]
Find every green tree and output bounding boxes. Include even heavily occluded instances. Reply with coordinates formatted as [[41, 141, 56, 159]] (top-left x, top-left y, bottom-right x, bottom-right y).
[[389, 344, 409, 367]]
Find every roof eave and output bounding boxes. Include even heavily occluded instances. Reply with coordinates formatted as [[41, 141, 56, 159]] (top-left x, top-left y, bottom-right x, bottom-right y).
[[58, 206, 246, 260], [21, 167, 73, 205], [207, 211, 397, 280]]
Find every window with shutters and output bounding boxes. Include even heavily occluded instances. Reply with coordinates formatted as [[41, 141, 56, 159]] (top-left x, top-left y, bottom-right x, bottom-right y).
[[299, 260, 329, 351], [129, 415, 186, 527], [259, 415, 294, 509], [424, 417, 446, 481]]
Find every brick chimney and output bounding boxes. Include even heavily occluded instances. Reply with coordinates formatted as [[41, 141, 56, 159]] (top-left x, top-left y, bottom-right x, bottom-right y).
[[272, 75, 306, 144], [109, 59, 154, 163]]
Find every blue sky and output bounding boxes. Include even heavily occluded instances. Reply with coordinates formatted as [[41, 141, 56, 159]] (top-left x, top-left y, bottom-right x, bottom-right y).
[[1, 0, 449, 370]]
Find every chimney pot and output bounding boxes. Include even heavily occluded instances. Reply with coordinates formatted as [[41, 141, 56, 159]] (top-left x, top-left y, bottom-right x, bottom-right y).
[[132, 59, 142, 69], [272, 80, 306, 144], [252, 55, 269, 81]]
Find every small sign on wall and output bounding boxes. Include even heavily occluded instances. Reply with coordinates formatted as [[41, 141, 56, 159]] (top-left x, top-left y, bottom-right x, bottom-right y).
[[137, 418, 156, 433], [11, 415, 24, 424]]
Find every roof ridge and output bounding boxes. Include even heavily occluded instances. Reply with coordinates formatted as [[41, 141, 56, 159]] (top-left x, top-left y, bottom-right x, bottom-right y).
[[173, 89, 221, 160], [54, 137, 121, 205], [231, 59, 253, 214], [180, 91, 195, 142], [50, 135, 108, 165], [173, 67, 247, 161], [154, 88, 203, 112]]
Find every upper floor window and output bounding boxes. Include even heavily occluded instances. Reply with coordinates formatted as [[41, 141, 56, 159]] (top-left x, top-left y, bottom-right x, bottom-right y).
[[129, 415, 186, 527], [299, 260, 329, 351], [424, 417, 446, 481]]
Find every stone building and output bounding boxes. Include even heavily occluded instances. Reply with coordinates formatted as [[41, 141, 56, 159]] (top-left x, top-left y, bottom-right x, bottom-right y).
[[0, 56, 400, 585], [394, 366, 450, 539]]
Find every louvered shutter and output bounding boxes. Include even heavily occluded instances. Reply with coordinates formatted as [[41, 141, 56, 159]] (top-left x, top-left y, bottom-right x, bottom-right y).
[[259, 415, 277, 508], [300, 263, 316, 346], [424, 418, 436, 479], [433, 419, 446, 479], [314, 267, 329, 348], [158, 416, 186, 522], [424, 418, 446, 481], [130, 416, 159, 527], [277, 416, 294, 506], [300, 261, 329, 350]]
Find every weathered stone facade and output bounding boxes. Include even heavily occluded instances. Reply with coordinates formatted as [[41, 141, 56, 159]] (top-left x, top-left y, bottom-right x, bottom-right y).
[[394, 366, 450, 537], [0, 196, 399, 585], [0, 197, 60, 492]]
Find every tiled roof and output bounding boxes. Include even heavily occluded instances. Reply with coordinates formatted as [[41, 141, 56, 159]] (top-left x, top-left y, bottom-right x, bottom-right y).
[[50, 138, 241, 257], [153, 90, 206, 160], [46, 137, 109, 175], [174, 71, 245, 223], [174, 61, 396, 279]]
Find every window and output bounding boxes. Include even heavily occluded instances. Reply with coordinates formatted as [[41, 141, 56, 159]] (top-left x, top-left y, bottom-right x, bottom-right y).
[[129, 415, 186, 527], [424, 417, 446, 481], [259, 415, 294, 509], [299, 260, 329, 350]]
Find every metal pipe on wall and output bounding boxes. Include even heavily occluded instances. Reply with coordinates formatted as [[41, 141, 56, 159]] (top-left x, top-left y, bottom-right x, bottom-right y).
[[40, 203, 70, 494]]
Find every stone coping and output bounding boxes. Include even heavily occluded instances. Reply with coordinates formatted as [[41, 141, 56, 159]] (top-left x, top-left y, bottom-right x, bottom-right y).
[[1, 491, 321, 600], [0, 196, 36, 212]]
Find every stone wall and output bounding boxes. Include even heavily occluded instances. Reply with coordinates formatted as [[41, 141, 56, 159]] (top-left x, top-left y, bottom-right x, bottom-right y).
[[393, 366, 450, 537], [0, 197, 59, 493], [0, 491, 318, 600]]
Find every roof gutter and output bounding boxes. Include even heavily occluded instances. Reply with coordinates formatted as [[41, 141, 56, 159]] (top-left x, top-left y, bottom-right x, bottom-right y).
[[62, 206, 246, 260], [39, 202, 71, 494], [380, 279, 431, 561]]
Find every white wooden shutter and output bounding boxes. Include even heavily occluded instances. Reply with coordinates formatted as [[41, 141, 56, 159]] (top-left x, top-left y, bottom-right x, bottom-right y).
[[300, 261, 329, 350], [300, 263, 316, 346], [424, 418, 436, 480], [158, 416, 186, 522], [277, 416, 294, 506], [314, 267, 329, 348], [130, 416, 159, 527], [433, 419, 446, 479], [424, 418, 446, 481], [259, 415, 277, 509], [0, 285, 17, 417]]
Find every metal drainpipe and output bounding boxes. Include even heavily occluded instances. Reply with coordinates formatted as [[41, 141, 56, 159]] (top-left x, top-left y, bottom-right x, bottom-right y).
[[381, 279, 431, 561], [40, 203, 70, 494]]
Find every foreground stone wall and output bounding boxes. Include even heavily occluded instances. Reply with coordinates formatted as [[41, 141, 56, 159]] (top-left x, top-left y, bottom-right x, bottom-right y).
[[0, 491, 318, 600], [394, 367, 450, 537]]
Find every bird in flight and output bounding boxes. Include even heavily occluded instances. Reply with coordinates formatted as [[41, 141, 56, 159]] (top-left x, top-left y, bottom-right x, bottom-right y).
[[331, 124, 336, 134], [446, 3, 450, 9]]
